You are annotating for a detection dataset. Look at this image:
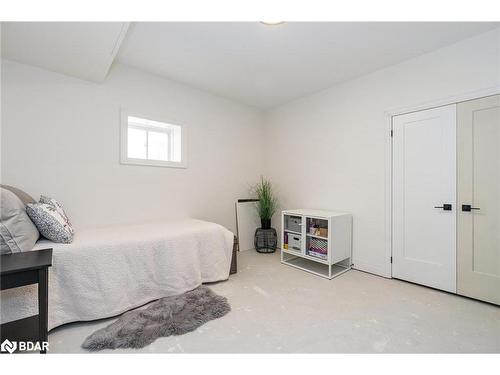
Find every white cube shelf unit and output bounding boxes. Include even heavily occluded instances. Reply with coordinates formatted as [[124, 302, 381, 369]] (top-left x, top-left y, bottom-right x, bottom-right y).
[[281, 209, 352, 279]]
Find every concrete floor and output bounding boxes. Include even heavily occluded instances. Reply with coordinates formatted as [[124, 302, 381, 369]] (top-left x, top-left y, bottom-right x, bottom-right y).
[[48, 251, 500, 353]]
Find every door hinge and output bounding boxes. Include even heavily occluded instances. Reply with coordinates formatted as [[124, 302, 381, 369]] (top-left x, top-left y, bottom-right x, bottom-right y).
[[390, 256, 393, 263], [390, 130, 393, 137]]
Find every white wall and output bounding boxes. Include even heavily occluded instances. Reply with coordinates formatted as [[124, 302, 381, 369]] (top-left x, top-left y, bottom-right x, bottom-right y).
[[0, 23, 3, 184], [2, 28, 499, 277], [0, 24, 2, 184], [1, 61, 263, 232], [264, 28, 500, 277]]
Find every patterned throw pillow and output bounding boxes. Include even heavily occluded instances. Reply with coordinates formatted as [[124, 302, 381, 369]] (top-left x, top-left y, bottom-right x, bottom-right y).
[[39, 195, 74, 234], [26, 203, 74, 243]]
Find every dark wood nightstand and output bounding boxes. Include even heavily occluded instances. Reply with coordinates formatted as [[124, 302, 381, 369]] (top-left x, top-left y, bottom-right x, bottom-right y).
[[1, 248, 52, 354]]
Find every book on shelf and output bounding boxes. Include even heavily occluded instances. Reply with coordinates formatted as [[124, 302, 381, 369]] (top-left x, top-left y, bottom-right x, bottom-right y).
[[309, 247, 327, 254], [307, 250, 328, 260]]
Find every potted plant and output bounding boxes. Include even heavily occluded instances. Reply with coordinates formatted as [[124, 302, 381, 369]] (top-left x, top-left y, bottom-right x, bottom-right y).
[[253, 176, 278, 229]]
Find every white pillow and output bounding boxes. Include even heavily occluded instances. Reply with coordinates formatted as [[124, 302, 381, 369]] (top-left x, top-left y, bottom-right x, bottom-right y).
[[26, 203, 74, 243], [39, 195, 74, 234]]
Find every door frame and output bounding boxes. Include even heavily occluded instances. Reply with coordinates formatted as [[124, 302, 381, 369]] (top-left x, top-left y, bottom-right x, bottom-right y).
[[384, 85, 500, 279]]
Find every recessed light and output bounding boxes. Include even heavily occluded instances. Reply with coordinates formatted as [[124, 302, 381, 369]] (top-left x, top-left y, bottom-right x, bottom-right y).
[[260, 21, 285, 26]]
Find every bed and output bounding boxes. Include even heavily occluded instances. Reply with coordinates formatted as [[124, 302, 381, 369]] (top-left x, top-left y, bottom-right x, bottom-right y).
[[0, 219, 234, 330]]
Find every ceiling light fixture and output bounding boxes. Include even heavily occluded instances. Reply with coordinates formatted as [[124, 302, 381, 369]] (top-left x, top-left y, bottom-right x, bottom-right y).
[[260, 21, 285, 26]]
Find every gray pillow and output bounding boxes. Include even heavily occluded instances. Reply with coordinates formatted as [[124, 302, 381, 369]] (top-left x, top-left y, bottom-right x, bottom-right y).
[[26, 203, 74, 243], [0, 184, 36, 205], [0, 188, 40, 254]]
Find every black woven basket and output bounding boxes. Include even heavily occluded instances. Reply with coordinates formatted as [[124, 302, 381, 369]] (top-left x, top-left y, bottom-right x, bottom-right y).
[[254, 228, 277, 253]]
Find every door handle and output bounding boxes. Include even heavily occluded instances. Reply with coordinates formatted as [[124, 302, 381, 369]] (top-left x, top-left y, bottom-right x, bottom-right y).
[[462, 204, 480, 212], [434, 204, 452, 211]]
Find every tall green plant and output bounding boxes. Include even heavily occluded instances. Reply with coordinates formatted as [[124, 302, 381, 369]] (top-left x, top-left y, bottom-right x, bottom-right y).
[[253, 176, 278, 220]]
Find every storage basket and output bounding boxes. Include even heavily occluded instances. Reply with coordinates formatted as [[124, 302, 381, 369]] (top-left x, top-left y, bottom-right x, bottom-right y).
[[286, 216, 302, 233], [288, 233, 302, 251], [307, 237, 328, 260]]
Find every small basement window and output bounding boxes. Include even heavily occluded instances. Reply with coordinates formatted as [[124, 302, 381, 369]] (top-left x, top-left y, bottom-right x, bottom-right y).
[[120, 111, 187, 168]]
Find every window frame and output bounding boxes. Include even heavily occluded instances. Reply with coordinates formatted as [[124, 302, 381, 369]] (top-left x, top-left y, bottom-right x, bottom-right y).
[[120, 109, 188, 169]]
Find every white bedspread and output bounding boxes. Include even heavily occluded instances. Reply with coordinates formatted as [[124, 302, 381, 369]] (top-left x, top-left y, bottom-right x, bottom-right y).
[[0, 219, 234, 330]]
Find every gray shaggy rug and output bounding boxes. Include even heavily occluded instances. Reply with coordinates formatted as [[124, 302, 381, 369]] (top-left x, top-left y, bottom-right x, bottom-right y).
[[81, 286, 230, 351]]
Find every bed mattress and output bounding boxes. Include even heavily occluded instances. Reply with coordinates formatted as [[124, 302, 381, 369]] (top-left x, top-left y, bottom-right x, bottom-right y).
[[0, 219, 234, 330]]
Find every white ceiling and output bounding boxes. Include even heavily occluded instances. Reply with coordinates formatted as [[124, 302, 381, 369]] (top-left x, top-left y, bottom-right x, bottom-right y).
[[2, 22, 499, 108], [2, 22, 129, 82], [117, 22, 499, 108]]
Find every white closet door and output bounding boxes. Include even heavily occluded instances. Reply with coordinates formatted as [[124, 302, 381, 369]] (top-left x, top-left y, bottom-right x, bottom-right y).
[[392, 105, 456, 293], [457, 95, 500, 305]]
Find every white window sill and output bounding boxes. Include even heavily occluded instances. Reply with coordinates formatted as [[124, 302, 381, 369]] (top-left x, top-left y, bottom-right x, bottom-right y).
[[120, 157, 187, 169]]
